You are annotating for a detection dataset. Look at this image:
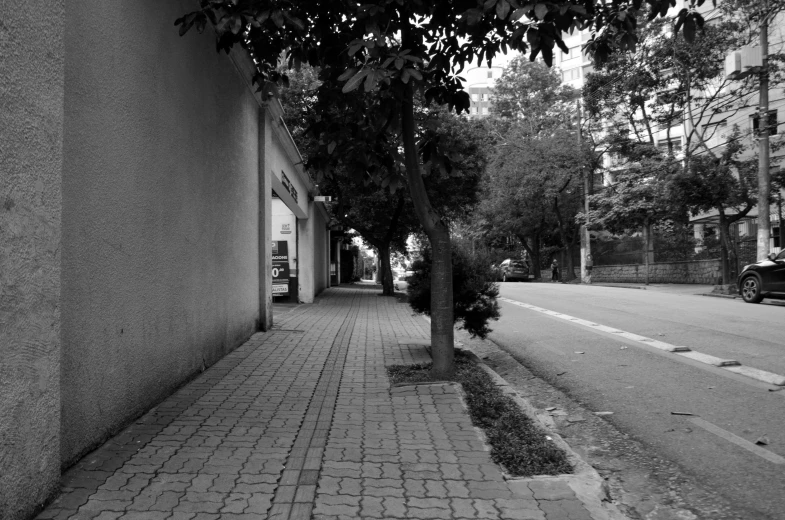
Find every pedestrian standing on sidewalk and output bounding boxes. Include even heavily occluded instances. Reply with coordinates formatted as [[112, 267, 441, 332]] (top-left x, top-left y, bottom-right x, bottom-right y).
[[551, 259, 559, 282]]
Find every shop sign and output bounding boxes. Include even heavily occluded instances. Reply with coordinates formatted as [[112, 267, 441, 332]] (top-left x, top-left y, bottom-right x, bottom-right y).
[[272, 241, 290, 295], [281, 171, 298, 203]]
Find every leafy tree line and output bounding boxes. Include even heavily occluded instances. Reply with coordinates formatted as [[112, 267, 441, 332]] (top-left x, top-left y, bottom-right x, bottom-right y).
[[579, 0, 784, 283], [473, 56, 592, 281], [178, 0, 714, 377]]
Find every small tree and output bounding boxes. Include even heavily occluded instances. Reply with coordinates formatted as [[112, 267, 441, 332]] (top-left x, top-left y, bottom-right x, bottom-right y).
[[407, 239, 500, 340]]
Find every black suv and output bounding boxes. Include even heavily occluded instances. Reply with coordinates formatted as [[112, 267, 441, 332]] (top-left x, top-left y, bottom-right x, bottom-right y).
[[738, 249, 785, 303]]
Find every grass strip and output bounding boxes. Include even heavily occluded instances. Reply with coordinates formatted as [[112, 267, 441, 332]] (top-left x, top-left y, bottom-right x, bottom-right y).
[[387, 355, 572, 477]]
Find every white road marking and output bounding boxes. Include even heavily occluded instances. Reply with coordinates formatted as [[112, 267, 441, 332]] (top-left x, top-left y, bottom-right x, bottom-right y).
[[499, 296, 785, 387], [688, 417, 785, 465]]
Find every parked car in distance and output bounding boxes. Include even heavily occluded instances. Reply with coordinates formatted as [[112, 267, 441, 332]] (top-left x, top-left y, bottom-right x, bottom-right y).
[[499, 258, 534, 282], [738, 249, 785, 303]]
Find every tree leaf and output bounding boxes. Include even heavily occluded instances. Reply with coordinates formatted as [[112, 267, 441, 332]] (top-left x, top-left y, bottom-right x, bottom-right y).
[[465, 8, 483, 25], [282, 11, 306, 32], [271, 9, 284, 28], [511, 7, 527, 20], [337, 68, 357, 81], [395, 57, 404, 70], [401, 68, 411, 84], [496, 0, 510, 20], [534, 3, 547, 20], [683, 15, 696, 43], [363, 69, 376, 91], [342, 68, 369, 93], [484, 0, 497, 11], [327, 141, 337, 154]]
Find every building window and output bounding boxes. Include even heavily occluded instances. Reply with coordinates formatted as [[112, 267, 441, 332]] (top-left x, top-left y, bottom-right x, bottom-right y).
[[657, 137, 683, 153], [481, 93, 488, 101], [562, 68, 581, 81], [471, 93, 479, 102], [774, 225, 781, 248], [752, 110, 778, 136], [481, 106, 488, 115], [472, 107, 478, 114]]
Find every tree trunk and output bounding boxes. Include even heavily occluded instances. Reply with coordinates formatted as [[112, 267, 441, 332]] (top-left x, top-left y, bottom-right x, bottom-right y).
[[564, 242, 577, 282], [378, 243, 394, 296], [401, 75, 454, 379], [552, 195, 576, 282], [721, 217, 739, 284]]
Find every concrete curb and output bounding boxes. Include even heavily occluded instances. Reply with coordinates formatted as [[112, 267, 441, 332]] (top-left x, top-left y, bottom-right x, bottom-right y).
[[422, 314, 627, 518], [456, 345, 629, 520], [589, 284, 646, 290], [701, 292, 739, 299]]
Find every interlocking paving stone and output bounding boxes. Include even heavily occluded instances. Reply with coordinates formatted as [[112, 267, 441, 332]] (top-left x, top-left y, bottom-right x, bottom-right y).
[[38, 286, 596, 520]]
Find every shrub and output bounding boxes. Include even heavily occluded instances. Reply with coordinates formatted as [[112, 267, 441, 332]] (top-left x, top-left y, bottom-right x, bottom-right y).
[[407, 243, 500, 338]]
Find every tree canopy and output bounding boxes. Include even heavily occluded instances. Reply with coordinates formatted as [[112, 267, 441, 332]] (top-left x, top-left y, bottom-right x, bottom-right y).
[[177, 0, 716, 377]]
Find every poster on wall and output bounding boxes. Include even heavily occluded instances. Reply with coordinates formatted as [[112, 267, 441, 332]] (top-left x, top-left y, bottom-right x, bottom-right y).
[[272, 241, 290, 295]]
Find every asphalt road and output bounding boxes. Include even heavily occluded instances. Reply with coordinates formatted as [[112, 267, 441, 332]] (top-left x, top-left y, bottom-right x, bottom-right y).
[[491, 282, 785, 520]]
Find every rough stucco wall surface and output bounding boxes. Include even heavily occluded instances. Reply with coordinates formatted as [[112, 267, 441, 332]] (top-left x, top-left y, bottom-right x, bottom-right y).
[[0, 1, 64, 518], [61, 0, 259, 466]]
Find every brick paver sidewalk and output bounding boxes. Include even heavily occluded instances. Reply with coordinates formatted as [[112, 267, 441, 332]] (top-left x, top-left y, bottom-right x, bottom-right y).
[[38, 286, 594, 520]]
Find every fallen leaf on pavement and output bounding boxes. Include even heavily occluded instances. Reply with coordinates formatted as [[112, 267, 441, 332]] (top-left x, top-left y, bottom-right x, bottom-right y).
[[594, 411, 614, 416], [671, 411, 694, 416], [557, 371, 567, 376], [755, 435, 770, 446], [620, 346, 628, 350], [575, 351, 585, 354], [545, 406, 557, 411]]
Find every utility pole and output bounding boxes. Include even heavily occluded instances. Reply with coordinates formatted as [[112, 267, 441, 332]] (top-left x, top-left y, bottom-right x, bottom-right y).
[[757, 0, 772, 261], [578, 98, 592, 283]]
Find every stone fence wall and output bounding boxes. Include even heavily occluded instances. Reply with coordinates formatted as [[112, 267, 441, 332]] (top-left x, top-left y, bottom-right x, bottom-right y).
[[590, 259, 722, 284]]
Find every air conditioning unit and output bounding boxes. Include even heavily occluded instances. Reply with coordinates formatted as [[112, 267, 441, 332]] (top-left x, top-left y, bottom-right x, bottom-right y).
[[725, 51, 741, 79], [726, 46, 762, 80]]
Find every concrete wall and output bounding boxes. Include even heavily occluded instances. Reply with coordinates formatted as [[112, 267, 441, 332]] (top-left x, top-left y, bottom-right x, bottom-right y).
[[60, 0, 261, 466], [591, 259, 721, 284], [313, 209, 329, 295], [0, 2, 65, 518], [297, 204, 330, 302]]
